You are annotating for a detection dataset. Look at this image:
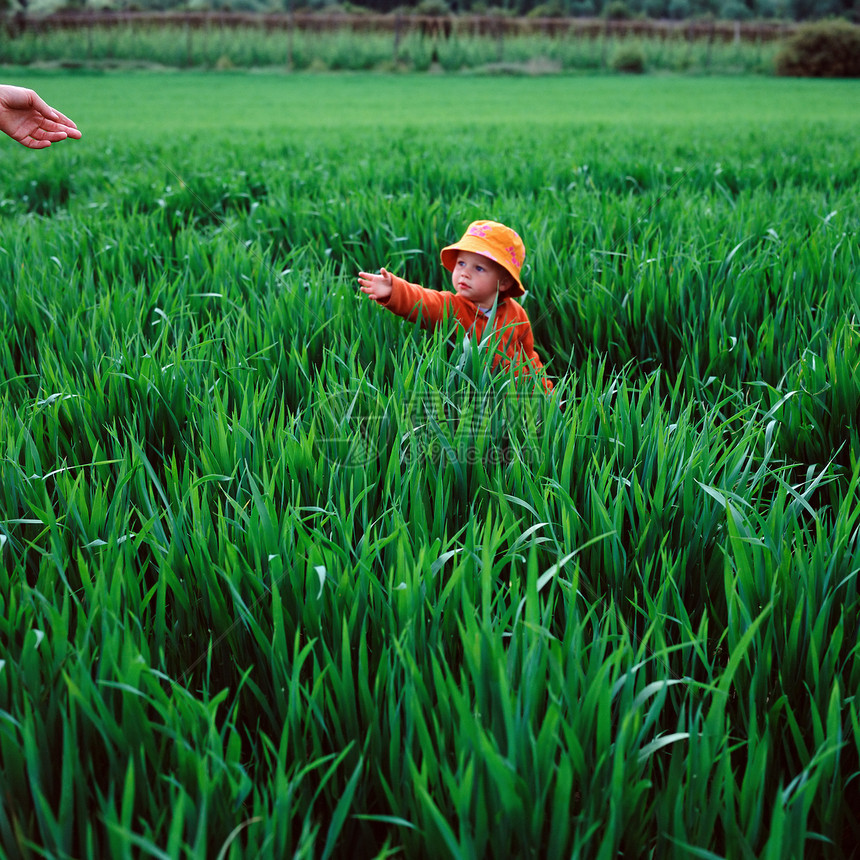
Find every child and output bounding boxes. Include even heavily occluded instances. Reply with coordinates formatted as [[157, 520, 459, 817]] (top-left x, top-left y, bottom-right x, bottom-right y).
[[358, 220, 553, 392]]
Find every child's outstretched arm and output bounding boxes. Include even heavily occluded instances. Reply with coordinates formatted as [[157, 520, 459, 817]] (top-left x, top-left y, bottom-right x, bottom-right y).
[[358, 268, 393, 302], [358, 267, 455, 330]]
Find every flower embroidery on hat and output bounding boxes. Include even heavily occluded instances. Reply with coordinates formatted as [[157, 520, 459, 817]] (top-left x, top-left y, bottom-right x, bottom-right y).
[[468, 224, 491, 238], [506, 246, 521, 268]]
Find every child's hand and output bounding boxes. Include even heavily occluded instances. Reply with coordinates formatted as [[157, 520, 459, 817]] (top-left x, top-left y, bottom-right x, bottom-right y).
[[0, 85, 81, 149], [358, 268, 393, 302]]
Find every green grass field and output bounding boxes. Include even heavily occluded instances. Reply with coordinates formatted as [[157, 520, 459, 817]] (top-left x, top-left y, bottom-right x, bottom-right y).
[[10, 71, 860, 135], [0, 72, 859, 858]]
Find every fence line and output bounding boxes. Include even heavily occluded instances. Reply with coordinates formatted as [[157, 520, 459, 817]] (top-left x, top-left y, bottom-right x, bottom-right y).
[[3, 10, 797, 43]]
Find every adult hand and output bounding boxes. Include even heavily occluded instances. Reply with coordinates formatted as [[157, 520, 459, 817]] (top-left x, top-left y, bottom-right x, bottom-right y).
[[0, 85, 81, 149], [358, 268, 394, 302]]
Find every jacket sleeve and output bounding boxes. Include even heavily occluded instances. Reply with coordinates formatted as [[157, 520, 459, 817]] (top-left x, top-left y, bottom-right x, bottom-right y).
[[378, 274, 457, 330]]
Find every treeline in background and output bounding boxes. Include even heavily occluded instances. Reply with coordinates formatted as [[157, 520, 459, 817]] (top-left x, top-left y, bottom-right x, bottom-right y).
[[2, 0, 858, 24]]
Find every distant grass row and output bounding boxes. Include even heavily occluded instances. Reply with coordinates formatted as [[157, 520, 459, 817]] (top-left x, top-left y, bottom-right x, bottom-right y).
[[0, 23, 779, 73], [0, 75, 858, 858]]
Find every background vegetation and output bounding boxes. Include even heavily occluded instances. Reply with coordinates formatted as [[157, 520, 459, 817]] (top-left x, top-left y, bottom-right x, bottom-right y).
[[0, 73, 859, 858], [3, 8, 858, 75], [0, 20, 785, 73]]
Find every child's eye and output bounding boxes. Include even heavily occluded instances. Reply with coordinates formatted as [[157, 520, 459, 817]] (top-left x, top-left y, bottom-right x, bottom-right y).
[[476, 265, 485, 272]]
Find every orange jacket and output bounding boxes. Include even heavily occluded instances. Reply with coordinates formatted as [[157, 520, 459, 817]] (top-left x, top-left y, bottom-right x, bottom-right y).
[[380, 274, 553, 392]]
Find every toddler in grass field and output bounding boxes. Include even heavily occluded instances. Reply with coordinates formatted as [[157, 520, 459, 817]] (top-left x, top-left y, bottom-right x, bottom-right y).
[[358, 220, 553, 393]]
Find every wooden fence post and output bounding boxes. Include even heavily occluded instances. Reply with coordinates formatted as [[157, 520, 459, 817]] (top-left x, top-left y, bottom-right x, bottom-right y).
[[287, 4, 294, 70]]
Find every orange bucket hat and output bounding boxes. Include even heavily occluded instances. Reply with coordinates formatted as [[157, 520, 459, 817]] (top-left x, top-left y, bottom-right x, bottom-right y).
[[440, 220, 526, 299]]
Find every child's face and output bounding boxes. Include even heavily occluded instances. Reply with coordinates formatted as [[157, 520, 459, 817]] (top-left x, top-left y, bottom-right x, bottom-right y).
[[450, 251, 513, 308]]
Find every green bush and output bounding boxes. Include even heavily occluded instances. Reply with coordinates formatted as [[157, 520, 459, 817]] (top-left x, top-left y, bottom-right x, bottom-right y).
[[667, 0, 691, 18], [610, 43, 646, 71], [775, 19, 860, 77], [720, 0, 753, 19], [603, 0, 633, 18]]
